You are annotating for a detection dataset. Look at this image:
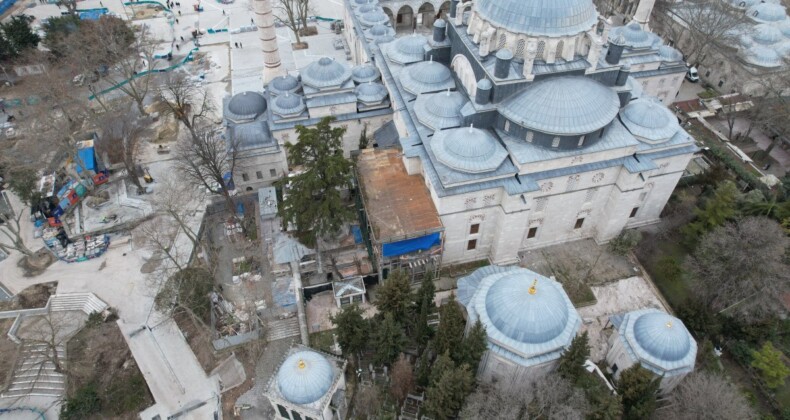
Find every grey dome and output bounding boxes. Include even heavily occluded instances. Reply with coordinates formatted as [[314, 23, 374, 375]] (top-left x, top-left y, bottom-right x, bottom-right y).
[[366, 24, 395, 44], [400, 60, 455, 95], [352, 0, 373, 5], [747, 3, 787, 23], [276, 350, 334, 405], [496, 48, 514, 60], [620, 98, 679, 143], [728, 0, 759, 8], [360, 10, 389, 27], [609, 22, 655, 48], [658, 45, 683, 62], [474, 0, 598, 37], [351, 63, 380, 84], [633, 312, 692, 362], [430, 126, 508, 173], [414, 90, 468, 130], [356, 3, 379, 15], [354, 82, 388, 103], [501, 77, 619, 135], [271, 92, 306, 117], [388, 34, 428, 64], [753, 23, 783, 44], [227, 91, 267, 120], [745, 44, 782, 67], [268, 74, 300, 96], [301, 57, 351, 89], [778, 19, 790, 37]]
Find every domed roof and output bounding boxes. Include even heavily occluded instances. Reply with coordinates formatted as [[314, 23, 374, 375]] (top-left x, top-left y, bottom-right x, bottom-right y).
[[745, 44, 782, 67], [727, 0, 759, 9], [434, 18, 446, 28], [474, 0, 598, 37], [399, 60, 455, 95], [352, 0, 373, 6], [620, 98, 679, 143], [356, 3, 379, 15], [354, 82, 388, 103], [633, 312, 692, 362], [658, 45, 683, 62], [268, 74, 300, 96], [359, 10, 389, 27], [276, 350, 335, 405], [351, 63, 380, 84], [388, 34, 428, 64], [747, 2, 787, 23], [414, 90, 468, 130], [430, 126, 508, 173], [500, 77, 619, 136], [301, 57, 351, 89], [608, 22, 657, 48], [226, 91, 267, 121], [366, 24, 395, 44], [778, 19, 790, 37], [753, 23, 783, 44], [270, 92, 306, 117]]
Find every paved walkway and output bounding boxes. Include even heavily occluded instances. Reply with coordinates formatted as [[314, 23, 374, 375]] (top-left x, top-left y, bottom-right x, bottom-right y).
[[710, 117, 789, 175]]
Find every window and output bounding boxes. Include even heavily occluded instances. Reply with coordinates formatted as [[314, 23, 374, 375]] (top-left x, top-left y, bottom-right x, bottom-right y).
[[467, 239, 477, 250], [630, 207, 639, 218], [241, 173, 249, 182], [497, 33, 507, 50], [574, 218, 585, 229], [515, 39, 526, 59], [504, 120, 510, 132], [555, 40, 564, 60], [551, 137, 560, 148], [527, 227, 538, 238], [705, 70, 711, 77], [536, 41, 545, 60], [270, 169, 277, 177], [638, 191, 647, 201], [577, 135, 585, 147], [598, 127, 605, 138], [470, 223, 480, 234], [291, 410, 303, 420], [535, 197, 548, 212], [525, 131, 534, 143], [566, 176, 577, 192], [277, 405, 289, 418], [718, 80, 724, 88], [256, 171, 263, 180]]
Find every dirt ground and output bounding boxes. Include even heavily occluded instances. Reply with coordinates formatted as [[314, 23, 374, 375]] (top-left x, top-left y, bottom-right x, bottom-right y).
[[174, 310, 222, 373], [16, 250, 57, 277], [0, 281, 56, 311], [66, 320, 154, 419], [0, 318, 19, 389]]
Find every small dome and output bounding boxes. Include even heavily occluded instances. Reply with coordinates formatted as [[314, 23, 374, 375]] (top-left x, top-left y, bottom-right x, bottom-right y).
[[753, 23, 783, 44], [360, 10, 389, 27], [495, 48, 514, 60], [658, 45, 682, 62], [633, 312, 692, 362], [777, 19, 790, 37], [268, 74, 300, 96], [276, 351, 334, 405], [747, 2, 787, 23], [430, 126, 508, 173], [745, 44, 782, 67], [727, 0, 759, 8], [351, 63, 380, 84], [271, 92, 306, 117], [352, 0, 373, 5], [620, 98, 679, 143], [301, 57, 351, 89], [366, 24, 395, 44], [354, 82, 388, 103], [500, 76, 619, 136], [474, 0, 598, 37], [227, 91, 267, 120], [609, 22, 655, 48], [388, 34, 428, 64], [400, 60, 455, 95], [356, 3, 379, 15], [414, 90, 468, 130]]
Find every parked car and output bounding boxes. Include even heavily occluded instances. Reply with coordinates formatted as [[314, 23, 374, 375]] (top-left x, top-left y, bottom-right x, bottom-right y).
[[686, 66, 700, 82]]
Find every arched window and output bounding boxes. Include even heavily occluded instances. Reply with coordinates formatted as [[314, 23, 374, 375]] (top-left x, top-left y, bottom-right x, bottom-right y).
[[551, 137, 560, 148], [536, 41, 545, 60], [504, 120, 510, 132], [525, 131, 533, 143], [555, 41, 564, 60], [497, 33, 507, 50], [515, 39, 526, 59], [578, 135, 585, 147]]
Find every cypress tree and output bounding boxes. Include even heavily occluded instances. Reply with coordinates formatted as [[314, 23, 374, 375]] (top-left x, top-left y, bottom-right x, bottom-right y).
[[372, 312, 407, 366], [558, 331, 590, 381]]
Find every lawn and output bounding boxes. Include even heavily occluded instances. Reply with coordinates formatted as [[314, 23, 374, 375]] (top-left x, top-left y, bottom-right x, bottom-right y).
[[636, 237, 692, 309], [310, 329, 336, 354]]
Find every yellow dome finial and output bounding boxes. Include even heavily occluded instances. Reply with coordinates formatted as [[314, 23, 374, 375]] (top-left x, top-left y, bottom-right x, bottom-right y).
[[666, 321, 673, 328], [297, 359, 306, 369], [528, 279, 538, 295]]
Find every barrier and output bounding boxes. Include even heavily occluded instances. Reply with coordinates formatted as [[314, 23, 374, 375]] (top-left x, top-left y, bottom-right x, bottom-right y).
[[123, 0, 171, 12], [88, 48, 198, 100]]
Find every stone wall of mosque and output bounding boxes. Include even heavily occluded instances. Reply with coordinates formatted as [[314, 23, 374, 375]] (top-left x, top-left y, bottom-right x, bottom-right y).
[[272, 113, 392, 159], [234, 149, 289, 191], [478, 348, 558, 383]]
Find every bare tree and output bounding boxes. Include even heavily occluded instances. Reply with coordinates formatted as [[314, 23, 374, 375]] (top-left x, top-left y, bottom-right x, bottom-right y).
[[275, 0, 312, 46], [0, 204, 34, 257], [158, 72, 216, 142], [354, 385, 381, 419], [390, 353, 414, 406], [97, 101, 151, 191], [665, 372, 756, 419], [686, 216, 790, 321], [139, 216, 187, 272], [151, 175, 204, 250]]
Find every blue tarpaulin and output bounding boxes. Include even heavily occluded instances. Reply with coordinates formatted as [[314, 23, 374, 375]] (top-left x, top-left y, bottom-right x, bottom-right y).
[[351, 225, 363, 244], [75, 146, 96, 174], [382, 232, 441, 258]]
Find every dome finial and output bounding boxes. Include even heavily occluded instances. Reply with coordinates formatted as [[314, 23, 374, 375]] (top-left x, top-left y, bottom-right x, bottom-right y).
[[528, 278, 538, 295], [468, 123, 474, 133], [297, 359, 306, 369], [666, 320, 673, 328]]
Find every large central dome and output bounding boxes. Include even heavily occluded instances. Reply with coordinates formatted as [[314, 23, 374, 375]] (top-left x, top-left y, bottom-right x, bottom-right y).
[[474, 0, 599, 37]]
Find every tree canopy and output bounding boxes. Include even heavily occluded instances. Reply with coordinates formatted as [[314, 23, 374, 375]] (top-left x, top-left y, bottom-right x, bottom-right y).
[[751, 341, 790, 389], [374, 269, 412, 321], [0, 15, 40, 62], [372, 312, 407, 366], [667, 372, 756, 419], [329, 303, 369, 357], [558, 331, 591, 381], [617, 364, 660, 420], [434, 295, 466, 363]]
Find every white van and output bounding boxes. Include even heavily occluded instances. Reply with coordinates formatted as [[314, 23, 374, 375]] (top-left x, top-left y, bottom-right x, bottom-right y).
[[686, 66, 700, 82]]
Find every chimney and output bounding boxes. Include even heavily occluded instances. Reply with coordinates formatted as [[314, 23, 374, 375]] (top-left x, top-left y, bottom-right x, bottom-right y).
[[254, 0, 285, 83], [494, 49, 513, 79], [433, 19, 447, 43], [606, 34, 625, 65]]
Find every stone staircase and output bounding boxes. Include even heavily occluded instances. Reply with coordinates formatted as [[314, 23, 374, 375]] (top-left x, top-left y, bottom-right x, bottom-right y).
[[2, 342, 66, 398], [48, 293, 108, 314], [265, 317, 300, 342]]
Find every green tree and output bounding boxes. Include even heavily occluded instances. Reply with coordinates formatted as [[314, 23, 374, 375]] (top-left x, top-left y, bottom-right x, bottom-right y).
[[558, 331, 590, 381], [372, 312, 407, 366], [424, 362, 474, 420], [42, 15, 81, 58], [375, 269, 412, 321], [413, 274, 436, 348], [459, 319, 487, 372], [429, 351, 456, 387], [277, 117, 353, 245], [751, 341, 790, 389], [682, 180, 740, 244], [618, 364, 660, 420], [0, 15, 40, 61], [154, 267, 214, 325], [415, 347, 433, 387], [434, 295, 465, 363], [329, 303, 369, 357]]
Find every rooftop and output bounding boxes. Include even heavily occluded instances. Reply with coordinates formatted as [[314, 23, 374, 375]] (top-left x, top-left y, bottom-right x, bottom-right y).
[[356, 149, 442, 241]]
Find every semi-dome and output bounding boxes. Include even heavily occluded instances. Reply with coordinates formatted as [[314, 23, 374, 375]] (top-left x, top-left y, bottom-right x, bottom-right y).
[[359, 10, 389, 27], [747, 2, 787, 23], [276, 350, 335, 405], [387, 34, 428, 64], [301, 57, 351, 89], [745, 44, 782, 67], [753, 23, 783, 44], [354, 82, 388, 103], [227, 91, 267, 121], [399, 60, 455, 95], [474, 0, 598, 37], [351, 63, 380, 84], [270, 92, 306, 117], [658, 45, 683, 62], [268, 74, 300, 96], [620, 98, 679, 143], [414, 90, 467, 130], [500, 76, 619, 135], [633, 312, 692, 362], [430, 126, 508, 173]]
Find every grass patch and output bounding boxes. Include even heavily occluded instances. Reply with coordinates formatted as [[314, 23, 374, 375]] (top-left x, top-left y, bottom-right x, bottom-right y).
[[697, 87, 719, 99], [440, 259, 488, 278], [310, 329, 336, 354], [639, 241, 692, 309]]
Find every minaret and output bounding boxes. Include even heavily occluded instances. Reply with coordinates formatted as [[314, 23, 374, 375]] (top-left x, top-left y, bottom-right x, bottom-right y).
[[633, 0, 656, 30], [254, 0, 285, 83]]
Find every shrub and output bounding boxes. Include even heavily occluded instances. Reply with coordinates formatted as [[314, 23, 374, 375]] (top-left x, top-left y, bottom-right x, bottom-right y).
[[61, 383, 101, 419], [608, 230, 643, 256]]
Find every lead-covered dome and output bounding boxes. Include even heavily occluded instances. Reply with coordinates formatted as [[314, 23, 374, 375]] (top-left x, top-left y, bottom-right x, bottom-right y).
[[276, 350, 335, 405], [500, 76, 619, 135], [747, 2, 787, 23], [268, 74, 300, 96], [620, 98, 679, 143], [745, 44, 782, 67], [271, 92, 306, 117], [609, 22, 652, 48], [226, 91, 267, 121], [387, 34, 428, 64], [354, 82, 388, 103], [658, 45, 683, 62], [359, 10, 389, 27], [351, 63, 380, 84], [399, 60, 455, 95], [414, 90, 467, 130], [753, 23, 783, 44], [301, 57, 351, 89], [617, 309, 697, 376], [474, 0, 598, 37], [430, 126, 508, 173]]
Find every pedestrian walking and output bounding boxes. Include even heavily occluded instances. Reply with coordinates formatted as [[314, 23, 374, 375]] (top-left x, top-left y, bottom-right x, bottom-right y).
[[176, 44, 180, 51], [177, 10, 181, 15], [250, 18, 254, 24], [180, 36, 184, 41], [234, 42, 238, 48], [175, 18, 179, 23], [239, 42, 242, 48], [222, 9, 225, 15]]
